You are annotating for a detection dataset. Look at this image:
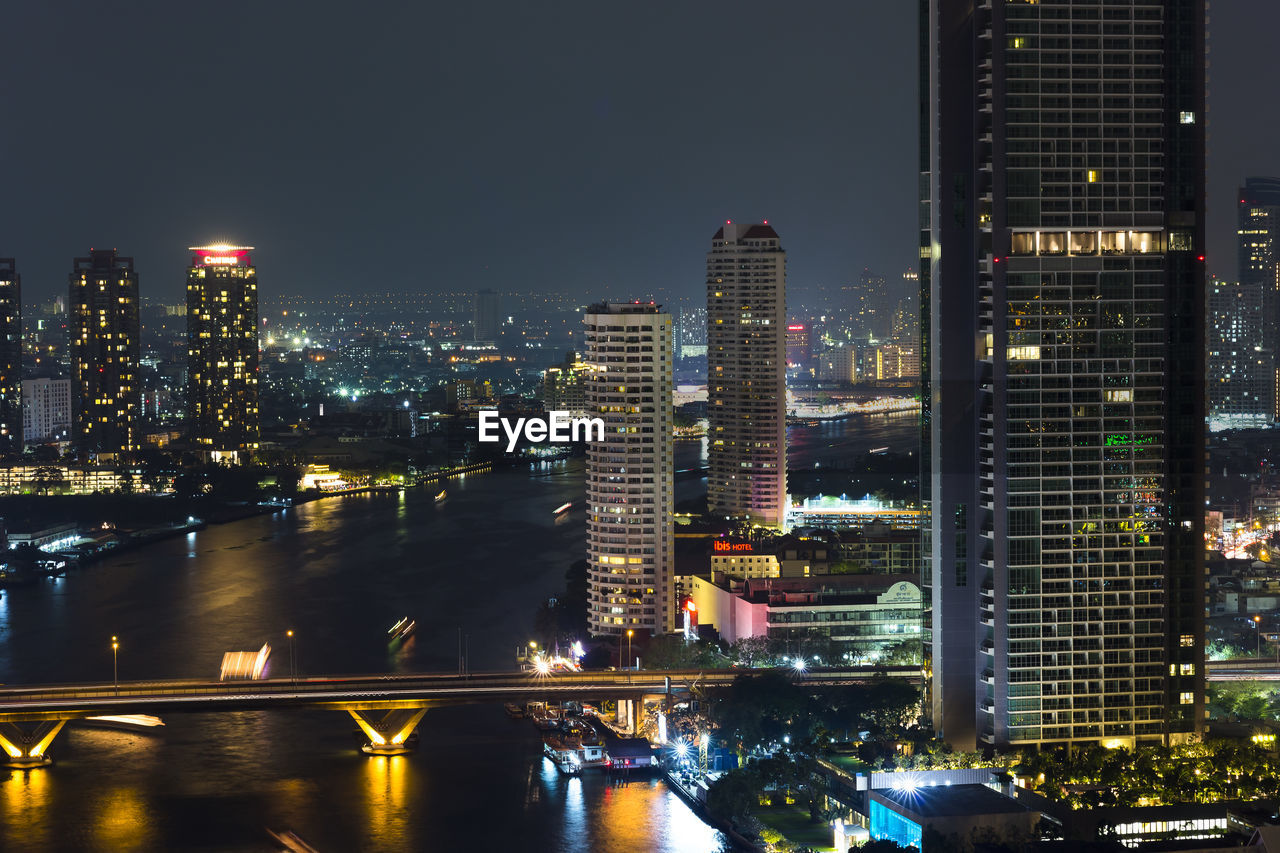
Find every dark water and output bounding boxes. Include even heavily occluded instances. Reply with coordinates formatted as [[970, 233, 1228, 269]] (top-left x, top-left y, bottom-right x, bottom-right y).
[[0, 414, 917, 852]]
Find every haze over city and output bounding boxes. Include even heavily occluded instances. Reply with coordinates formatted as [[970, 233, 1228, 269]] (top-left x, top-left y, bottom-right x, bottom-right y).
[[5, 2, 1280, 852]]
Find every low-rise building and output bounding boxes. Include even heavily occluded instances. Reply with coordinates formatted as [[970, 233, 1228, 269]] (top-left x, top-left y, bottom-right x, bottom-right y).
[[685, 572, 921, 661]]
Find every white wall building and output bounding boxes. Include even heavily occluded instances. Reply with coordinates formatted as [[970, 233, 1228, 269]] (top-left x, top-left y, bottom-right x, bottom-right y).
[[707, 223, 787, 528], [22, 378, 71, 445], [583, 302, 674, 635]]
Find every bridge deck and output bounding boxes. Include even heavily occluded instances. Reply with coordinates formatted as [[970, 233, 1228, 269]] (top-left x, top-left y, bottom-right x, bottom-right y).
[[0, 667, 920, 721]]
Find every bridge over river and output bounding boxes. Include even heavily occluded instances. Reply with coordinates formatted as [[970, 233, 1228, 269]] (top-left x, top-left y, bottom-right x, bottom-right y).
[[0, 666, 919, 766]]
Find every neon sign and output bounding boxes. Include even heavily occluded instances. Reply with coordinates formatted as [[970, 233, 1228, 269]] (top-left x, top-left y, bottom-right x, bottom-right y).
[[202, 255, 241, 265], [713, 540, 753, 553]]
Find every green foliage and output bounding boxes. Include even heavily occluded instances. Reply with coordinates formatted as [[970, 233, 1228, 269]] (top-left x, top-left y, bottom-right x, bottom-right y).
[[1017, 739, 1280, 809], [712, 671, 812, 752], [643, 634, 730, 670], [858, 840, 919, 853], [706, 767, 763, 822]]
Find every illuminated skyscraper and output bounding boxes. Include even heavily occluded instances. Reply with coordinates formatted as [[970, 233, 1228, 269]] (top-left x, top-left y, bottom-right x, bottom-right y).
[[70, 249, 140, 455], [583, 302, 674, 635], [1233, 177, 1280, 422], [186, 245, 260, 458], [707, 223, 787, 529], [0, 260, 21, 451], [923, 0, 1205, 750]]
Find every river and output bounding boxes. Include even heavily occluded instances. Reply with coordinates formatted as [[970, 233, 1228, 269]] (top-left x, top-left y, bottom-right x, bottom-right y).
[[0, 413, 917, 852]]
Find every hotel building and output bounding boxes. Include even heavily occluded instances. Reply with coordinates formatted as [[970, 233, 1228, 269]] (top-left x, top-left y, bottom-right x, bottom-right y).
[[583, 302, 674, 635]]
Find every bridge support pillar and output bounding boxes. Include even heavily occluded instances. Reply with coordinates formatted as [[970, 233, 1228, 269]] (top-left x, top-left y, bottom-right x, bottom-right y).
[[614, 699, 638, 735], [0, 720, 68, 768], [349, 708, 427, 756]]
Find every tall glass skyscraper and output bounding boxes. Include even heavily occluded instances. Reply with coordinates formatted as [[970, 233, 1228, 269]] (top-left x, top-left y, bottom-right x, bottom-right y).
[[923, 0, 1205, 750], [706, 223, 787, 529]]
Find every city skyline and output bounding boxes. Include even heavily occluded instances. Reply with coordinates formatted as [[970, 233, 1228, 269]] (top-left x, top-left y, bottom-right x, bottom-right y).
[[0, 3, 1276, 307]]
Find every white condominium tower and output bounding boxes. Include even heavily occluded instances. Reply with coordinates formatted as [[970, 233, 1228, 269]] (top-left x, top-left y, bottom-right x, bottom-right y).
[[583, 302, 675, 635], [707, 222, 787, 529]]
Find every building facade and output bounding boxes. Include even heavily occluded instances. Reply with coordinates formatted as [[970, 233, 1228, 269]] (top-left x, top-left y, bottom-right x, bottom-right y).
[[583, 302, 674, 635], [707, 223, 787, 528], [186, 245, 260, 458], [1234, 176, 1280, 422], [70, 249, 140, 455], [473, 289, 499, 342], [22, 378, 71, 445], [923, 0, 1205, 750], [1208, 278, 1271, 428], [541, 350, 589, 418], [0, 260, 21, 452], [686, 573, 922, 662]]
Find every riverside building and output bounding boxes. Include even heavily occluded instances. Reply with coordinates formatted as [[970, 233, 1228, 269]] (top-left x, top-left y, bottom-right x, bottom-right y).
[[706, 223, 787, 529], [922, 0, 1205, 750], [186, 245, 260, 459], [70, 249, 140, 455], [0, 260, 21, 452], [583, 302, 674, 635]]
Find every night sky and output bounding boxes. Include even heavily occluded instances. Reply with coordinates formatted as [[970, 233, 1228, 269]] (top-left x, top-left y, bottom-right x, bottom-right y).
[[0, 3, 1273, 305]]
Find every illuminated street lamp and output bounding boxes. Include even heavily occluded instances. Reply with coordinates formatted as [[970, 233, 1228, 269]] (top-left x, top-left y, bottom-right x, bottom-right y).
[[111, 636, 119, 695], [1256, 615, 1263, 657], [626, 629, 634, 680], [792, 656, 807, 674], [287, 630, 296, 684]]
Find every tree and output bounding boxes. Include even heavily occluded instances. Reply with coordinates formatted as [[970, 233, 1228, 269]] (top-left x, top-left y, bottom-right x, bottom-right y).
[[858, 840, 919, 853], [645, 634, 729, 670], [712, 671, 813, 754], [705, 767, 762, 823]]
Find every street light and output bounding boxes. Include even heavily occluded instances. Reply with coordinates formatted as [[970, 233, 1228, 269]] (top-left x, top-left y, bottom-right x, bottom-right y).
[[111, 636, 119, 695], [286, 630, 296, 684], [626, 629, 634, 677], [1256, 616, 1263, 657]]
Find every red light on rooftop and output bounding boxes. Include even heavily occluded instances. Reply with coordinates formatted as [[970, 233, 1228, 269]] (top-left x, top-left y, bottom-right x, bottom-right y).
[[1198, 255, 1206, 262]]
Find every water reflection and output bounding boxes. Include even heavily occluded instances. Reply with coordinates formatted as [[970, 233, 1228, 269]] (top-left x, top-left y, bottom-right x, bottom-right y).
[[0, 416, 919, 851], [362, 755, 412, 849], [92, 786, 154, 851]]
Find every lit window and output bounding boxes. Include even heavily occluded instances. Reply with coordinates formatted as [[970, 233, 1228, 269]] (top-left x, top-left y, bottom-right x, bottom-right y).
[[1180, 692, 1194, 705], [1180, 111, 1195, 124], [1180, 634, 1194, 647]]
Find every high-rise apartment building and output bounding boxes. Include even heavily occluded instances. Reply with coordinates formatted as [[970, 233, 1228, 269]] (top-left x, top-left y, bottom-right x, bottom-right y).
[[22, 378, 71, 445], [583, 302, 674, 635], [1208, 279, 1271, 428], [542, 350, 589, 418], [1235, 177, 1280, 422], [473, 289, 500, 342], [187, 245, 260, 458], [923, 0, 1205, 750], [841, 268, 892, 340], [785, 323, 812, 378], [70, 249, 140, 455], [0, 260, 21, 451], [707, 223, 787, 529]]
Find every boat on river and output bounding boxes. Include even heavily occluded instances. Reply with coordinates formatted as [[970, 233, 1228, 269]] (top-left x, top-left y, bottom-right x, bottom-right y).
[[388, 617, 415, 642]]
